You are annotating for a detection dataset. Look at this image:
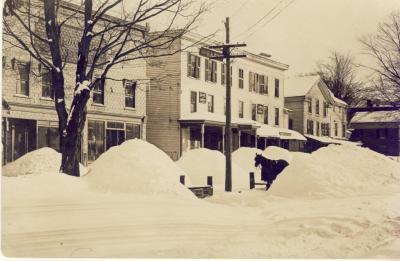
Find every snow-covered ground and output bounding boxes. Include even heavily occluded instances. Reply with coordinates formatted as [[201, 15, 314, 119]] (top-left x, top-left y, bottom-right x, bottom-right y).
[[2, 140, 400, 258]]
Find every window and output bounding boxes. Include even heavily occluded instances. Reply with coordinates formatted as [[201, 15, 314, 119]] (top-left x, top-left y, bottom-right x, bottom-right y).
[[124, 80, 136, 108], [41, 69, 54, 99], [249, 72, 254, 92], [92, 78, 104, 104], [254, 73, 259, 92], [207, 94, 214, 112], [316, 99, 320, 115], [308, 99, 312, 114], [126, 123, 141, 140], [316, 121, 320, 136], [251, 104, 256, 120], [263, 106, 268, 124], [307, 120, 314, 135], [190, 91, 197, 113], [205, 59, 217, 83], [221, 64, 225, 85], [288, 119, 293, 130], [238, 101, 244, 118], [334, 122, 338, 136], [321, 123, 330, 136], [238, 68, 244, 89], [38, 126, 59, 151], [342, 123, 346, 138], [16, 61, 30, 96], [274, 108, 279, 126], [187, 53, 200, 79], [259, 75, 268, 94], [88, 120, 105, 161], [274, 78, 280, 97], [323, 101, 328, 117]]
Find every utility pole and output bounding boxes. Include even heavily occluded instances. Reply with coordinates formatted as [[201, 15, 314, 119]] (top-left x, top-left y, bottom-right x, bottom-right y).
[[209, 17, 246, 192]]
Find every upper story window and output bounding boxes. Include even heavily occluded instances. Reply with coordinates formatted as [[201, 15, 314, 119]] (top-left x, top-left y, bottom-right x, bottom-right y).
[[124, 80, 136, 108], [274, 107, 279, 126], [316, 99, 320, 115], [264, 105, 268, 124], [323, 101, 328, 117], [16, 61, 30, 96], [207, 94, 214, 113], [41, 68, 54, 99], [190, 91, 197, 113], [342, 123, 346, 138], [316, 121, 320, 136], [288, 119, 293, 130], [308, 99, 312, 114], [334, 122, 338, 136], [187, 53, 200, 79], [274, 78, 280, 97], [238, 68, 244, 89], [205, 59, 217, 83], [307, 120, 314, 135], [251, 104, 256, 121], [221, 64, 225, 85], [92, 78, 105, 105], [238, 100, 244, 118], [259, 75, 268, 95]]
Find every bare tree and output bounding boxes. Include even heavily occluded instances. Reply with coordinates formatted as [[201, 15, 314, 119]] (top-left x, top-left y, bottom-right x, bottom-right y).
[[360, 11, 400, 106], [3, 0, 208, 176], [316, 51, 364, 106]]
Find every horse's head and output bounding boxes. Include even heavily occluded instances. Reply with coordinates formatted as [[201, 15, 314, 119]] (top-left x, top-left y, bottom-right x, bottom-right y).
[[254, 153, 263, 167]]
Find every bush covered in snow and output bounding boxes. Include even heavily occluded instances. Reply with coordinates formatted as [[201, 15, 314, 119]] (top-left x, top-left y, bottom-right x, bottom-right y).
[[84, 139, 196, 199], [177, 148, 249, 192], [2, 147, 87, 177]]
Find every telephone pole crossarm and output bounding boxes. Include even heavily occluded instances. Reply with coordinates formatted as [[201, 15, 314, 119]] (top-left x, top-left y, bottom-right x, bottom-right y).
[[208, 43, 247, 49]]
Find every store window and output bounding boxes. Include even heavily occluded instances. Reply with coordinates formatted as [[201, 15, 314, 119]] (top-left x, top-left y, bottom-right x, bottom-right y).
[[38, 126, 59, 151], [88, 120, 105, 161], [307, 120, 314, 135], [126, 123, 141, 140]]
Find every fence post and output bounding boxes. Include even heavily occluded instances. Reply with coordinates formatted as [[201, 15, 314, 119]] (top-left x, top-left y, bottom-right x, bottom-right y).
[[207, 176, 213, 187], [250, 172, 255, 189], [180, 175, 185, 185]]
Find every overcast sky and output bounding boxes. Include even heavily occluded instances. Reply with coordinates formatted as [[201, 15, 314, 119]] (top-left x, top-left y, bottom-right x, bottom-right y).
[[192, 0, 400, 76]]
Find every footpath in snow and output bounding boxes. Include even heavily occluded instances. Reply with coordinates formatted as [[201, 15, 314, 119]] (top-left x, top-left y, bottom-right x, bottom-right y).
[[2, 140, 400, 258]]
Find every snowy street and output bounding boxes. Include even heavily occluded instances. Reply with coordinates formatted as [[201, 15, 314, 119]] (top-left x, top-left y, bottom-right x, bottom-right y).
[[2, 140, 400, 258]]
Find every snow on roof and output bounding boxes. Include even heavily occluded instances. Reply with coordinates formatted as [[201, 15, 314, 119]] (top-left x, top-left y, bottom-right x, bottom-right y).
[[305, 134, 361, 145], [350, 110, 400, 124], [327, 89, 348, 106], [284, 75, 320, 97], [257, 124, 306, 141]]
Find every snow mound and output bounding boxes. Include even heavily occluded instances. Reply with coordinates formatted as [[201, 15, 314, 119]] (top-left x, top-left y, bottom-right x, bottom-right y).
[[232, 147, 262, 174], [268, 144, 400, 198], [177, 148, 249, 192], [262, 146, 293, 164], [2, 147, 88, 177], [84, 139, 196, 199]]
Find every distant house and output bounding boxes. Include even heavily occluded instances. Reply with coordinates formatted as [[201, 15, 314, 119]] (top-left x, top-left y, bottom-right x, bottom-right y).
[[349, 103, 400, 157], [284, 75, 349, 152]]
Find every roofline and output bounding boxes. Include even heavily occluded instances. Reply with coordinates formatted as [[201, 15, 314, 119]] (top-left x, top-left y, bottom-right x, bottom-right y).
[[182, 32, 289, 71]]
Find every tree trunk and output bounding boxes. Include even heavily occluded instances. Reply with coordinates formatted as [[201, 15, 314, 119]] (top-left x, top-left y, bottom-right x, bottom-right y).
[[60, 91, 90, 177]]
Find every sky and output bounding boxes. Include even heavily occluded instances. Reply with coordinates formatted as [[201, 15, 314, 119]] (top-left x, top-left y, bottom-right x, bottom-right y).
[[191, 0, 400, 76]]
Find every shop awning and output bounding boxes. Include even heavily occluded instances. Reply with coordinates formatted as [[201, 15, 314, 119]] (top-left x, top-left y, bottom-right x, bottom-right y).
[[304, 134, 361, 145], [277, 128, 307, 141], [257, 124, 280, 138], [256, 125, 306, 141], [179, 112, 261, 129]]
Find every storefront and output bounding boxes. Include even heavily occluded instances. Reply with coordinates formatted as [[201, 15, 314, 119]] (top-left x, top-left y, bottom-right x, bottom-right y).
[[256, 124, 306, 151]]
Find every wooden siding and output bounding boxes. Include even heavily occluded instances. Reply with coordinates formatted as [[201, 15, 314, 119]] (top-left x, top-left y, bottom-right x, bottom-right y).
[[146, 41, 182, 161], [285, 97, 305, 134]]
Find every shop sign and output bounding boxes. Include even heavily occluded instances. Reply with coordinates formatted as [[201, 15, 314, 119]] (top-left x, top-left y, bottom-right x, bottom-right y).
[[257, 104, 264, 114], [279, 131, 291, 137]]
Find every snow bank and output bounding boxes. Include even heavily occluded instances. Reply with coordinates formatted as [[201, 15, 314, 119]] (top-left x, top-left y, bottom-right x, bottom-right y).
[[84, 139, 196, 199], [262, 146, 293, 164], [177, 148, 249, 192], [2, 147, 88, 177], [232, 147, 262, 174], [269, 144, 400, 198]]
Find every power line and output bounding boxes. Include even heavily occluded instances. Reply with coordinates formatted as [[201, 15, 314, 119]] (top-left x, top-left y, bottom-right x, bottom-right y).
[[233, 0, 286, 39], [243, 0, 296, 40]]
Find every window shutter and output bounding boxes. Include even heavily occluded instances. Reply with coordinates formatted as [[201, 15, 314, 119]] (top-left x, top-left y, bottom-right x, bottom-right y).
[[187, 53, 191, 77]]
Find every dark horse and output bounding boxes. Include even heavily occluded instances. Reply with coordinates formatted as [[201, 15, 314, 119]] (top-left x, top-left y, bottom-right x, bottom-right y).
[[254, 154, 289, 190]]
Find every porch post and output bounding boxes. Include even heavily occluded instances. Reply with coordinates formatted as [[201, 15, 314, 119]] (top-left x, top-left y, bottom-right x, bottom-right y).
[[238, 130, 241, 147], [201, 123, 205, 148], [222, 126, 225, 153], [254, 129, 258, 148]]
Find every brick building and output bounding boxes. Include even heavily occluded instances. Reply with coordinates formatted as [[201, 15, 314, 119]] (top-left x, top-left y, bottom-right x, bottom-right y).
[[284, 75, 348, 152], [2, 1, 148, 165], [146, 32, 305, 160]]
